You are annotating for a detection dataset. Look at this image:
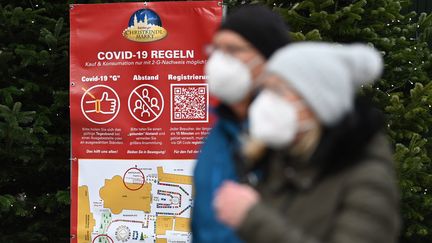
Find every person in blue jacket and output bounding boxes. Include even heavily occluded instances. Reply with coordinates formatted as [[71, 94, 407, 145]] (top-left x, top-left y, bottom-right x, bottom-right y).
[[191, 5, 291, 243]]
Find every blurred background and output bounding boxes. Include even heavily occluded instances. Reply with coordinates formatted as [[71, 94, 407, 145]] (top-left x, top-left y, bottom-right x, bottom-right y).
[[0, 0, 431, 242]]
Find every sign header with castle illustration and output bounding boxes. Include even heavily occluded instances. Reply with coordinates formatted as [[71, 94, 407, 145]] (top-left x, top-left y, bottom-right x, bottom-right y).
[[123, 8, 168, 42]]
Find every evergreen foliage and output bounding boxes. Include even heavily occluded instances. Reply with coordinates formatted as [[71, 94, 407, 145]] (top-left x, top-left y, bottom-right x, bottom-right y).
[[0, 1, 70, 242]]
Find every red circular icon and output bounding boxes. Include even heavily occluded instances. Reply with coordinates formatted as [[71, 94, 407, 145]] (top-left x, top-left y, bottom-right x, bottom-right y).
[[128, 84, 164, 123], [81, 85, 120, 124], [92, 234, 114, 243], [122, 167, 145, 191]]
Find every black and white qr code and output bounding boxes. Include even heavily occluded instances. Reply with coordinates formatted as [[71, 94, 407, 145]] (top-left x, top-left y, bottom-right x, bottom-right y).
[[171, 84, 208, 123]]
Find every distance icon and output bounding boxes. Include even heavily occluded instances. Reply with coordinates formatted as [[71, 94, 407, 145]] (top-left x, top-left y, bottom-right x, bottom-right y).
[[128, 84, 164, 123]]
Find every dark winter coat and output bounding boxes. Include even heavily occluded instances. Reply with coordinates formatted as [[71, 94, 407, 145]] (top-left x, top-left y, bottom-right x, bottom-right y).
[[192, 105, 244, 243], [237, 99, 400, 243]]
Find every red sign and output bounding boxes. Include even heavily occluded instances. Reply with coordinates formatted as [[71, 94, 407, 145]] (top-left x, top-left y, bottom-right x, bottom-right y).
[[70, 2, 222, 242]]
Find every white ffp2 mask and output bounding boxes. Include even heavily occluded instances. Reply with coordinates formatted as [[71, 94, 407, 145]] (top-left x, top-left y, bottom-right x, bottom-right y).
[[249, 90, 315, 148], [205, 51, 257, 104]]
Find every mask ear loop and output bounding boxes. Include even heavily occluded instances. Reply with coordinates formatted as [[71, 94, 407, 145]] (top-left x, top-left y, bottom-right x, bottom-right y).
[[289, 99, 318, 133], [290, 119, 322, 160], [244, 55, 265, 84], [298, 119, 319, 133], [251, 71, 273, 97], [248, 72, 271, 105], [246, 55, 264, 69], [290, 98, 322, 158]]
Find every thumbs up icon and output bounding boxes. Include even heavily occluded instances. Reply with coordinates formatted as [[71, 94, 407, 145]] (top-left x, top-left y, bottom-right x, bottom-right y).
[[85, 92, 117, 114]]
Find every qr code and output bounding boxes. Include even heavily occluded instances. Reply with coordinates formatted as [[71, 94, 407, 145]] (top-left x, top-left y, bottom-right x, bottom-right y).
[[171, 84, 209, 123]]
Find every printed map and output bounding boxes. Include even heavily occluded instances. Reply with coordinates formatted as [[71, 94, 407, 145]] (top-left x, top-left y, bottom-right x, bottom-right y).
[[77, 159, 194, 243]]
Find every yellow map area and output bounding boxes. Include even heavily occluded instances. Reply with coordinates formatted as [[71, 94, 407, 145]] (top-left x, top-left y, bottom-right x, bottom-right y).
[[78, 186, 96, 243], [156, 239, 167, 243], [157, 166, 192, 185], [156, 216, 173, 235], [174, 217, 190, 232], [99, 175, 152, 214], [155, 216, 190, 236]]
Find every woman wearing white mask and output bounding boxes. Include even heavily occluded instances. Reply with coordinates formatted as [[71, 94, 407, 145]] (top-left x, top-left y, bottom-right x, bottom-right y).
[[213, 42, 400, 243], [192, 5, 291, 243]]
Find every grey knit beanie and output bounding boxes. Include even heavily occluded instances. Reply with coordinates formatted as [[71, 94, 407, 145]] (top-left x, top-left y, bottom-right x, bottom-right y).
[[266, 42, 383, 125]]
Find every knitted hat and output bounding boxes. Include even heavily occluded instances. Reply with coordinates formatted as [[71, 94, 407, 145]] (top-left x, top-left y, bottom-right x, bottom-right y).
[[220, 5, 291, 59], [266, 42, 383, 125]]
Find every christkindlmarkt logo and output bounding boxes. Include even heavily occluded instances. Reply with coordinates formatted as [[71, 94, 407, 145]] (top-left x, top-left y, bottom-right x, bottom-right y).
[[123, 9, 167, 42]]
